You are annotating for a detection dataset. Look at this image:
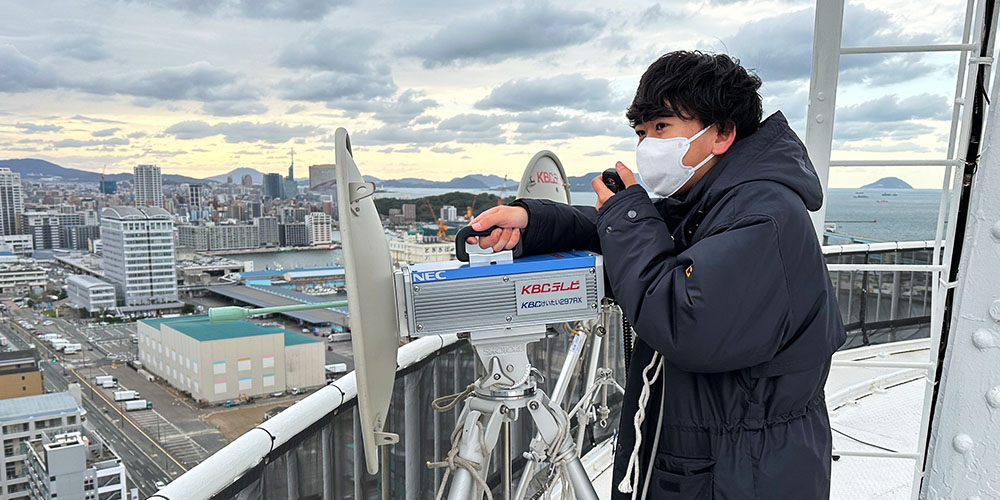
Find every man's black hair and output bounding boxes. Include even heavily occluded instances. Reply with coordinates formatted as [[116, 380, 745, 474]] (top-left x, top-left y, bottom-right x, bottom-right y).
[[626, 51, 763, 141]]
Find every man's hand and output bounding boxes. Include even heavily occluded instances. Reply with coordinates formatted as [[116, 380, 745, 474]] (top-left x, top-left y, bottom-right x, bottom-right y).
[[592, 162, 638, 211], [466, 205, 529, 252]]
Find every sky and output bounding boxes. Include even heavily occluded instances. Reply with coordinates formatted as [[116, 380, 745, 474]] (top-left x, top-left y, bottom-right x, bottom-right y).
[[0, 0, 976, 188]]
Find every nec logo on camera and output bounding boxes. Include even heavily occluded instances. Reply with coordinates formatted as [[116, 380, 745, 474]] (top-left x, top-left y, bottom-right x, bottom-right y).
[[520, 281, 580, 294], [412, 271, 446, 282]]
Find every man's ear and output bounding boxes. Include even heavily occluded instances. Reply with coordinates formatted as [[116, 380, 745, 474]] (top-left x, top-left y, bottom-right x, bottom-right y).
[[712, 122, 737, 155]]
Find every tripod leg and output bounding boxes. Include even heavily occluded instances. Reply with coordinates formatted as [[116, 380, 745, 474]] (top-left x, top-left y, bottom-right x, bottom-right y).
[[446, 399, 507, 500], [524, 392, 599, 500]]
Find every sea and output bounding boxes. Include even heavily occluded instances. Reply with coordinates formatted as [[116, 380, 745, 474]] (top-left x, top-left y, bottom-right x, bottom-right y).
[[248, 187, 944, 270]]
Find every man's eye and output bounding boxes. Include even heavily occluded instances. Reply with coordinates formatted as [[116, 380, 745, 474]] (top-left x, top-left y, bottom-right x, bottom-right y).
[[635, 130, 645, 137], [655, 123, 667, 130]]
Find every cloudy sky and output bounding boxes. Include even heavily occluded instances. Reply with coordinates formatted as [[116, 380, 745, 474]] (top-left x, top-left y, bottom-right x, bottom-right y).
[[0, 0, 973, 188]]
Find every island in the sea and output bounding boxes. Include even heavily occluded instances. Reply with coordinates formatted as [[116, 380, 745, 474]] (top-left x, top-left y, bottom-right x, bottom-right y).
[[860, 177, 913, 189]]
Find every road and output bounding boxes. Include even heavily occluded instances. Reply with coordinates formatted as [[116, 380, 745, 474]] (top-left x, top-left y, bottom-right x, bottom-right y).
[[2, 313, 179, 498]]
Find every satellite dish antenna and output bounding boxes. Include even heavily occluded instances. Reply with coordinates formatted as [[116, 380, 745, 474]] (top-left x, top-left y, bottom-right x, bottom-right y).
[[516, 150, 571, 204], [335, 128, 400, 474]]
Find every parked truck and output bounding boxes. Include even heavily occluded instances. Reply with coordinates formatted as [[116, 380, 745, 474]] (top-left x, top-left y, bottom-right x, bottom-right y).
[[95, 375, 117, 387], [125, 400, 152, 411], [62, 343, 82, 354], [114, 390, 139, 401], [41, 333, 60, 342]]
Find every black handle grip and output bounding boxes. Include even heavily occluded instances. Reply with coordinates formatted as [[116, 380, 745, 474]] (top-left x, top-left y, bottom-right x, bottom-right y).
[[602, 168, 625, 193], [455, 225, 524, 262]]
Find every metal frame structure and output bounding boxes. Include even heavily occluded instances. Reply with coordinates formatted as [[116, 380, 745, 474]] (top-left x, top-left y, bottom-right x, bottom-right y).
[[803, 0, 998, 498]]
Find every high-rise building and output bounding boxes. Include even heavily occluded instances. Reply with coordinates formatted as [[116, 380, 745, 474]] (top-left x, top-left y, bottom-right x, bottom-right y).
[[0, 169, 24, 236], [305, 212, 332, 246], [279, 223, 309, 247], [101, 206, 178, 308], [99, 179, 117, 194], [255, 216, 279, 247], [402, 204, 416, 223], [59, 225, 101, 251], [263, 173, 283, 199], [241, 174, 253, 187], [133, 164, 163, 207], [189, 183, 208, 220], [21, 211, 81, 249], [0, 391, 86, 500], [440, 205, 458, 222], [308, 164, 337, 190]]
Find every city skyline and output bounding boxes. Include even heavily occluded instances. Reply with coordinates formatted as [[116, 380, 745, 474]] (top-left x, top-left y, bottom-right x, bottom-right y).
[[0, 0, 973, 189]]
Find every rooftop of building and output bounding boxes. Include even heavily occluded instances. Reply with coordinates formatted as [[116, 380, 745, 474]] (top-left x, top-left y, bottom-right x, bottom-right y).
[[141, 315, 320, 345], [29, 430, 119, 468], [0, 392, 79, 423], [101, 206, 172, 220], [66, 274, 113, 288], [0, 348, 39, 366]]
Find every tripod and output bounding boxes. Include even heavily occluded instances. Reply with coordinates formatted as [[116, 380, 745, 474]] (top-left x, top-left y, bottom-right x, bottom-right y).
[[430, 325, 599, 500]]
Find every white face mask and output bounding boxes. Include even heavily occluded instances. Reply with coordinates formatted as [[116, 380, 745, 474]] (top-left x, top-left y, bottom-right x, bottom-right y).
[[635, 125, 714, 197]]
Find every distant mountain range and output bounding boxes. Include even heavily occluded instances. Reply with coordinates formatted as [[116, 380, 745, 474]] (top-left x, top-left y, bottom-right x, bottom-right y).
[[860, 177, 913, 189], [0, 158, 203, 184], [1, 157, 610, 191]]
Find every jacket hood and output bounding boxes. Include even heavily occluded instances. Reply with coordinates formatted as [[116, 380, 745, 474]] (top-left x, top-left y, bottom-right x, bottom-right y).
[[686, 111, 824, 212]]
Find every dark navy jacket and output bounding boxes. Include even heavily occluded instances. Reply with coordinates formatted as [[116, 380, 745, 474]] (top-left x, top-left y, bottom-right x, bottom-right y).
[[512, 112, 846, 499]]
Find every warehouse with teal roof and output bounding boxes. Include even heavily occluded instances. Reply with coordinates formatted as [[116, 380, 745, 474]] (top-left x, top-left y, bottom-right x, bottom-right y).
[[136, 316, 325, 403]]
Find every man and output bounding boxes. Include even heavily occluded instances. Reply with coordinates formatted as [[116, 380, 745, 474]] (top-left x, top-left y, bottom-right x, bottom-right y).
[[469, 51, 846, 499]]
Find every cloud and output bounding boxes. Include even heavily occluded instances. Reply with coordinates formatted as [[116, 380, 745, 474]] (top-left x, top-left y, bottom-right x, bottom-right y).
[[72, 115, 126, 124], [202, 100, 268, 116], [52, 35, 110, 62], [164, 120, 320, 143], [92, 127, 121, 137], [476, 74, 623, 113], [237, 0, 349, 20], [353, 113, 508, 146], [1, 46, 262, 113], [277, 28, 377, 73], [512, 115, 624, 143], [127, 131, 147, 139], [721, 6, 934, 85], [0, 45, 57, 92], [406, 4, 605, 68], [371, 90, 438, 124], [286, 104, 307, 114], [838, 94, 950, 123], [14, 123, 62, 133], [430, 145, 464, 154], [52, 137, 130, 148], [126, 0, 348, 19], [280, 70, 396, 104]]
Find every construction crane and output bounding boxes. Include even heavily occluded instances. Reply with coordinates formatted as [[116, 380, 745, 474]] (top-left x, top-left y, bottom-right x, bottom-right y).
[[465, 194, 478, 221], [497, 174, 508, 206], [425, 199, 448, 240]]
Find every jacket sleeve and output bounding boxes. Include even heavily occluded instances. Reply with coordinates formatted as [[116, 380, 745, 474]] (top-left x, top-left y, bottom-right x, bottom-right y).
[[509, 198, 602, 255], [596, 185, 792, 373]]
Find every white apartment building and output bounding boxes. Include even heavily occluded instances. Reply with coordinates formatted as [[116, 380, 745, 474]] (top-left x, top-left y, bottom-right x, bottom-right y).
[[308, 164, 336, 189], [24, 430, 127, 500], [66, 275, 116, 313], [388, 233, 454, 264], [0, 236, 32, 256], [0, 169, 23, 237], [0, 391, 85, 500], [100, 206, 178, 308], [133, 164, 163, 207], [0, 265, 45, 296], [440, 205, 458, 222], [305, 212, 332, 246]]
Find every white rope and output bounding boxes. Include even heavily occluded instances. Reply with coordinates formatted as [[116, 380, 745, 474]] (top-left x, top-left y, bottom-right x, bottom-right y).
[[427, 419, 494, 500], [617, 352, 664, 495]]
